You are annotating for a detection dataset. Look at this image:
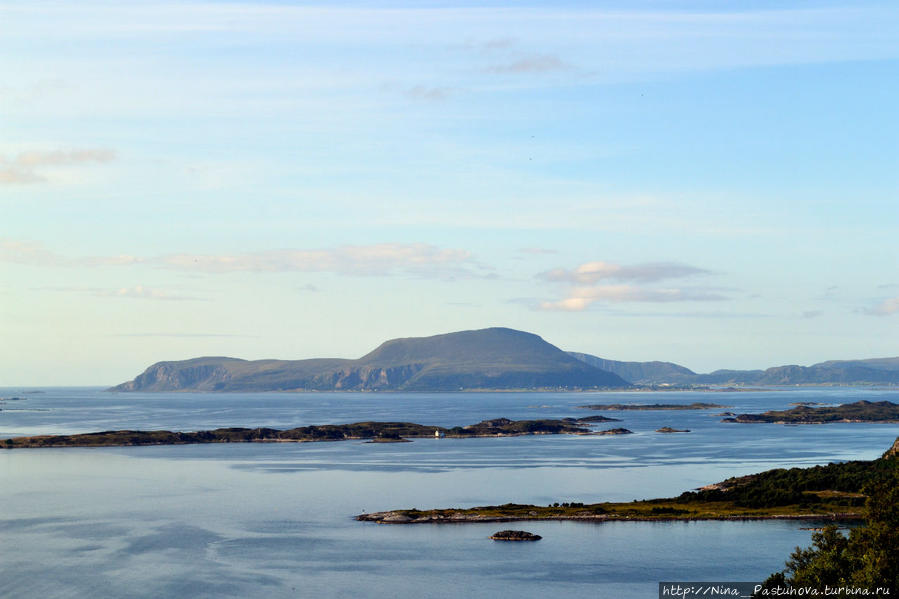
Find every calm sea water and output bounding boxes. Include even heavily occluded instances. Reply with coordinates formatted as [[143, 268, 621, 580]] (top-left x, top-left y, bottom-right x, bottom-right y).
[[1, 387, 897, 598]]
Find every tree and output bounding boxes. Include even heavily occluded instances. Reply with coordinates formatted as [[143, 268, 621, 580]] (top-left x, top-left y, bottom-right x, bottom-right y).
[[755, 455, 898, 597]]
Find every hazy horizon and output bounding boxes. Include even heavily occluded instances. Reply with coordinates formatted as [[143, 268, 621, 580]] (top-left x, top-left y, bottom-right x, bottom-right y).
[[3, 0, 897, 385]]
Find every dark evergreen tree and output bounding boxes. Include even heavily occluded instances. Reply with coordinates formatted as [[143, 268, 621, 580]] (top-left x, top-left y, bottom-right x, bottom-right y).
[[755, 455, 898, 597]]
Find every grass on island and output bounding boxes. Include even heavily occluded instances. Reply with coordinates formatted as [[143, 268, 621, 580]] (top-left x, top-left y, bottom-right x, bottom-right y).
[[358, 444, 899, 524], [366, 496, 864, 523]]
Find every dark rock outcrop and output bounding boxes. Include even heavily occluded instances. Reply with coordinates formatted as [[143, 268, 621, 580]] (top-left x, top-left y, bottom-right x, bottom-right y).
[[490, 530, 541, 541]]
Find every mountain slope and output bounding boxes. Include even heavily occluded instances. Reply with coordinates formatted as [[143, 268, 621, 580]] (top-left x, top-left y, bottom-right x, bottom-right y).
[[567, 352, 696, 385], [695, 362, 899, 385], [112, 328, 631, 392]]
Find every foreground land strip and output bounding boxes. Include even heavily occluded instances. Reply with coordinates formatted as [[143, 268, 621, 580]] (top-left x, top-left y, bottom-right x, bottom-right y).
[[1, 418, 634, 449], [357, 438, 899, 524]]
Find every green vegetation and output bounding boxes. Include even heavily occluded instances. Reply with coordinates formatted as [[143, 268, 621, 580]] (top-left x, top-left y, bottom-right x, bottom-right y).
[[357, 440, 899, 524], [673, 459, 890, 509], [0, 418, 599, 449], [579, 402, 726, 410], [754, 453, 898, 596], [725, 400, 899, 423], [357, 495, 863, 524]]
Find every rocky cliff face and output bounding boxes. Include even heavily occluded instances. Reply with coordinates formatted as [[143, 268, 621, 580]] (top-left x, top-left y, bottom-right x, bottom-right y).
[[310, 364, 425, 390], [113, 360, 236, 391], [884, 437, 899, 459]]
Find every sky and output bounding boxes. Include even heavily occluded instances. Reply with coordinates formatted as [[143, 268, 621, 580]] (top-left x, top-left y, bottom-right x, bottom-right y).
[[2, 0, 898, 385]]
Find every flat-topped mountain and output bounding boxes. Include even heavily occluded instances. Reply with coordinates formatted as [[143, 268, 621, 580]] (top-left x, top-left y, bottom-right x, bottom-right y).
[[112, 328, 631, 392]]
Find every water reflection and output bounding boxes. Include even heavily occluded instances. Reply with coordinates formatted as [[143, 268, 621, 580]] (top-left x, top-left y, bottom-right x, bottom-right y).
[[1, 388, 897, 598]]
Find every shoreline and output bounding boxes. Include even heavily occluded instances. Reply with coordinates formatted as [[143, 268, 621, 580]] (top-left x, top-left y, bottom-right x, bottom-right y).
[[0, 418, 633, 449], [354, 447, 897, 527], [355, 511, 864, 524]]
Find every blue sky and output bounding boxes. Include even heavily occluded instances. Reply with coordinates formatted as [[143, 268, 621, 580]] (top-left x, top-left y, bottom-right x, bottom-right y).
[[2, 0, 897, 384]]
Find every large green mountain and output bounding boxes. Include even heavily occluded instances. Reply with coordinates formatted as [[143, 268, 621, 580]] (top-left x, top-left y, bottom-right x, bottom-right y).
[[111, 328, 631, 392]]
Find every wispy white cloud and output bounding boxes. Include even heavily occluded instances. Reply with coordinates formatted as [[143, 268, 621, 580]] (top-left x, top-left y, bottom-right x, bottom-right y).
[[487, 54, 568, 74], [13, 4, 896, 68], [157, 243, 488, 279], [110, 333, 252, 338], [539, 284, 727, 311], [0, 239, 67, 266], [518, 247, 558, 255], [0, 166, 42, 184], [536, 259, 724, 311], [1, 238, 141, 267], [35, 285, 204, 301], [1, 239, 489, 280], [94, 285, 202, 301], [404, 85, 453, 101], [604, 310, 774, 319], [474, 37, 517, 51], [538, 261, 711, 284], [80, 255, 145, 267], [0, 148, 115, 184], [862, 297, 899, 316], [14, 149, 115, 167]]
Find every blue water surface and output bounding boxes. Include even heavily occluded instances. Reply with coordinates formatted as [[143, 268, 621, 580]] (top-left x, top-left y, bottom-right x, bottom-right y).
[[1, 387, 896, 598]]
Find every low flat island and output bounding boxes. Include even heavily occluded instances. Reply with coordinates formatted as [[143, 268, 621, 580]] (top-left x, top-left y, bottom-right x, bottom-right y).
[[723, 400, 899, 424], [579, 402, 727, 411], [1, 418, 629, 449]]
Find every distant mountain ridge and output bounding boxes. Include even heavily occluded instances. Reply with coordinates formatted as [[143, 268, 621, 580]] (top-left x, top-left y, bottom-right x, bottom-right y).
[[692, 359, 899, 385], [567, 353, 899, 386], [566, 352, 696, 385], [112, 328, 630, 392], [113, 328, 899, 392]]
